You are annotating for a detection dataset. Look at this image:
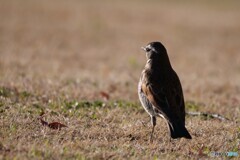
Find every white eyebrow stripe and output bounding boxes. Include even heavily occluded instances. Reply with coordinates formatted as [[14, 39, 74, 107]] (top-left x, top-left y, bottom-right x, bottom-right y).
[[149, 45, 157, 53], [146, 44, 157, 53], [152, 48, 157, 53]]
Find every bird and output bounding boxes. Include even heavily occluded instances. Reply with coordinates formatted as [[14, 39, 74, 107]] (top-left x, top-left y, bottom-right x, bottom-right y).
[[138, 41, 192, 142]]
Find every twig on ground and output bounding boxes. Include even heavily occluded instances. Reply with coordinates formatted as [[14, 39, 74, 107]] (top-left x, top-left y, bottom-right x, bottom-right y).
[[186, 111, 230, 121]]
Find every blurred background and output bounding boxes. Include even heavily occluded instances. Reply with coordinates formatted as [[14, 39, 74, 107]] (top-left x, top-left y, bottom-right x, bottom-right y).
[[0, 0, 240, 112]]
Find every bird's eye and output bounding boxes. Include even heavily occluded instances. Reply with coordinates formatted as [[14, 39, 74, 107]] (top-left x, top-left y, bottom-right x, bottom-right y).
[[146, 48, 151, 52]]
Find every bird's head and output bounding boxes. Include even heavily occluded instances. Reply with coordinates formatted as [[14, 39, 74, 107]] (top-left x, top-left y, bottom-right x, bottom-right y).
[[141, 41, 167, 59]]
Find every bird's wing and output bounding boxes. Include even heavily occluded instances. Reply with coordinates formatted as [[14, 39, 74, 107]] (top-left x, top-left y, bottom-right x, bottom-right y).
[[141, 82, 171, 119], [170, 71, 186, 121], [141, 74, 185, 122]]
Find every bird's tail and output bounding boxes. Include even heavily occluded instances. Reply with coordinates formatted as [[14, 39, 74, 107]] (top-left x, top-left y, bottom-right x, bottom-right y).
[[167, 121, 192, 139]]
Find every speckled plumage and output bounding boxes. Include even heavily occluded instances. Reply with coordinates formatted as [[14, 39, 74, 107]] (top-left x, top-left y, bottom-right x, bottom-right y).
[[138, 42, 192, 141]]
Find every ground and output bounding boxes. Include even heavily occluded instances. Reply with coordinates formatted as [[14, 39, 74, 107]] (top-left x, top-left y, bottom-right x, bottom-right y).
[[0, 0, 240, 159]]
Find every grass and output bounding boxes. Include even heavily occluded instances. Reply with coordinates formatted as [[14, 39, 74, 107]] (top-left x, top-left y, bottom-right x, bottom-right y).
[[0, 0, 240, 159], [0, 88, 239, 159]]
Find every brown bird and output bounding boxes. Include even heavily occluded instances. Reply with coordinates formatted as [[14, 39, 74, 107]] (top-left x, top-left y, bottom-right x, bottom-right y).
[[138, 41, 192, 142]]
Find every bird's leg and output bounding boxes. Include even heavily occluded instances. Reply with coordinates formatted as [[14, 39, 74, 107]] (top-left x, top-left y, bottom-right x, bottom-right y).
[[150, 116, 156, 143]]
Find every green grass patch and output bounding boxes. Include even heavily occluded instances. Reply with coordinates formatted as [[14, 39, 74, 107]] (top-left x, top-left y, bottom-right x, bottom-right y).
[[185, 101, 203, 111], [0, 87, 12, 98]]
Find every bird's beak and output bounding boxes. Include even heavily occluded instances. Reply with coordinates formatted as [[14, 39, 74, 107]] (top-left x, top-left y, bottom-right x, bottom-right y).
[[141, 46, 146, 51]]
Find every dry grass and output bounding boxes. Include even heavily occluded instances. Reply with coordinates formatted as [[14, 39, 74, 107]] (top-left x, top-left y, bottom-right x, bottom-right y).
[[0, 0, 240, 159]]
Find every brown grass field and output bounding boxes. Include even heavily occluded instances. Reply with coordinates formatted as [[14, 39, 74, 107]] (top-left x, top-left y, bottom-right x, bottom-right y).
[[0, 0, 240, 159]]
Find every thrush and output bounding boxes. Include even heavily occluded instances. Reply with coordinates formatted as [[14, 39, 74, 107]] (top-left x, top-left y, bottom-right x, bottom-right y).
[[138, 41, 192, 142]]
